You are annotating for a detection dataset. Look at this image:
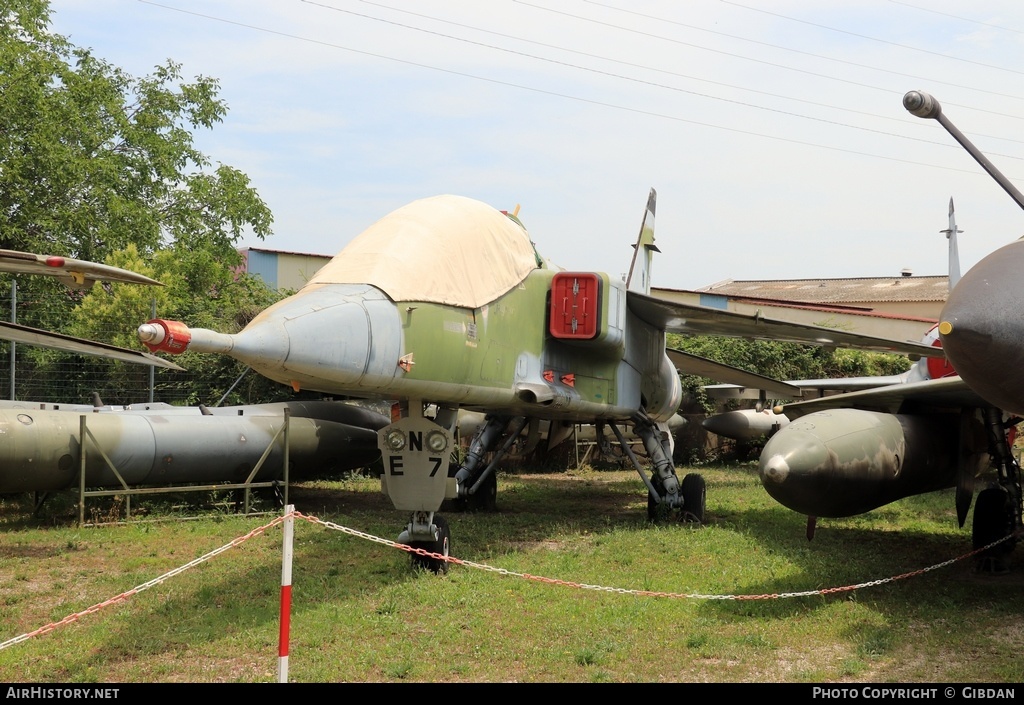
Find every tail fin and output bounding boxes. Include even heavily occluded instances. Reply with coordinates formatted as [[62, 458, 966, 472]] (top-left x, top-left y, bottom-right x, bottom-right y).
[[943, 197, 962, 289], [626, 188, 659, 295]]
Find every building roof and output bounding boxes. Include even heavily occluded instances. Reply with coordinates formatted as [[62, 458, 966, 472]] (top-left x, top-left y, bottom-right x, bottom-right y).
[[695, 275, 948, 305], [240, 246, 331, 260]]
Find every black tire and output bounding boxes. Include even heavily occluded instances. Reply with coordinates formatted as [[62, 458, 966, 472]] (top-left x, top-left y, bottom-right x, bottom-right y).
[[681, 473, 706, 524], [410, 515, 451, 574], [972, 486, 1015, 557], [647, 479, 669, 522], [463, 471, 498, 512]]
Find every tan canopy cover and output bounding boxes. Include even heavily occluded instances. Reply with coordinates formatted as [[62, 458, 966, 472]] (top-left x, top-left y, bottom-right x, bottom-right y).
[[307, 195, 541, 308]]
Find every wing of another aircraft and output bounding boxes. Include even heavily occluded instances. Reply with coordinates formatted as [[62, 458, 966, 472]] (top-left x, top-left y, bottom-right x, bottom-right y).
[[703, 372, 909, 402], [628, 290, 943, 358], [0, 249, 162, 288], [0, 248, 176, 368], [775, 374, 987, 420], [0, 320, 184, 370], [665, 347, 804, 398]]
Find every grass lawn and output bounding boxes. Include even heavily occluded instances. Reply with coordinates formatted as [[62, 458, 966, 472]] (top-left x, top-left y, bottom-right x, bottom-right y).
[[1, 463, 1021, 682]]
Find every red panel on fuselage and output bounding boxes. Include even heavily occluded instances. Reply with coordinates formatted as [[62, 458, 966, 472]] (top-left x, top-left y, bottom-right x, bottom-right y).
[[549, 273, 600, 339]]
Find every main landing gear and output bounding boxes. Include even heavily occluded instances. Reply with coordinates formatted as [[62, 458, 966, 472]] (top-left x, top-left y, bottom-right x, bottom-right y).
[[454, 410, 706, 525], [451, 414, 525, 512], [973, 409, 1022, 573], [614, 411, 706, 524]]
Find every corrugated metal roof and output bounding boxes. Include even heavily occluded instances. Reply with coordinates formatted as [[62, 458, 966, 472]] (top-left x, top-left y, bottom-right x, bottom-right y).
[[696, 275, 948, 304], [240, 246, 332, 260]]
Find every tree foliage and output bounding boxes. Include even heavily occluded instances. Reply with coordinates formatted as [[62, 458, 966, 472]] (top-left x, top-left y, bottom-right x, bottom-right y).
[[0, 0, 287, 405], [668, 333, 912, 414], [1, 0, 272, 260]]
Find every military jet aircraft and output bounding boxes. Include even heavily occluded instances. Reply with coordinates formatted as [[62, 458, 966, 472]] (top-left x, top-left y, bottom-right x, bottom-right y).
[[757, 92, 1023, 566], [137, 189, 941, 571], [704, 198, 963, 444]]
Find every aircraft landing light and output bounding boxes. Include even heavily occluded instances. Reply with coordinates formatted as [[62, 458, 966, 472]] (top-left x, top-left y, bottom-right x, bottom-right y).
[[385, 429, 407, 451], [427, 430, 448, 453]]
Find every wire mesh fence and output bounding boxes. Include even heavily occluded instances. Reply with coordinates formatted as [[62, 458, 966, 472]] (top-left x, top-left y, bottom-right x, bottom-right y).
[[0, 282, 199, 406], [0, 342, 202, 406]]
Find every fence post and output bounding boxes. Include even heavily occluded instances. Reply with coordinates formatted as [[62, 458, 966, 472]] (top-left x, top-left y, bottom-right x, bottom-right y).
[[8, 279, 15, 400], [277, 504, 295, 683], [149, 298, 156, 403]]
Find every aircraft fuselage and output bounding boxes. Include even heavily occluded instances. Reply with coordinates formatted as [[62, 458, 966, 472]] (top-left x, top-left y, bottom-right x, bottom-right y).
[[156, 272, 681, 424]]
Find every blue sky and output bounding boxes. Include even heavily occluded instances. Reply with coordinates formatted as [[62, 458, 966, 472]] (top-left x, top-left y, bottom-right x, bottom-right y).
[[46, 0, 1024, 289]]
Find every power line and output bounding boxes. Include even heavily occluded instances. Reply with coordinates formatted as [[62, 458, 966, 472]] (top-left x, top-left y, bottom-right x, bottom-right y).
[[722, 0, 1024, 76], [134, 0, 1019, 176], [305, 0, 1023, 158], [581, 0, 1024, 102], [887, 0, 1024, 35], [515, 0, 1024, 122], [352, 0, 1024, 143]]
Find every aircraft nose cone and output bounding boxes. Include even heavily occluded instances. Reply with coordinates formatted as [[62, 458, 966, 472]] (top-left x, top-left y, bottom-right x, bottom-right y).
[[758, 425, 832, 516], [231, 284, 402, 395], [940, 239, 1024, 416]]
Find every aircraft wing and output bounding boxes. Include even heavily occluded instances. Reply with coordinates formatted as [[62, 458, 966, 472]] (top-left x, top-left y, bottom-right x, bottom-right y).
[[0, 249, 174, 367], [775, 375, 987, 420], [0, 249, 162, 287], [665, 347, 804, 397], [628, 290, 942, 358], [0, 321, 184, 370], [704, 372, 909, 400]]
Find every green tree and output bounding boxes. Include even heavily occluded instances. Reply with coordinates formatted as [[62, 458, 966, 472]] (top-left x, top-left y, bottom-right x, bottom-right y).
[[668, 333, 911, 414], [0, 0, 281, 404], [0, 0, 272, 261]]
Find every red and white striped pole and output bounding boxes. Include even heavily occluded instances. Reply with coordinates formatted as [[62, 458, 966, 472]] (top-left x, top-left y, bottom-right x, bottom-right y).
[[277, 505, 295, 683]]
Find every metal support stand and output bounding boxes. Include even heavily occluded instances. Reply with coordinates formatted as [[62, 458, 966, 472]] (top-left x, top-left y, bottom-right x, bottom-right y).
[[73, 411, 293, 527]]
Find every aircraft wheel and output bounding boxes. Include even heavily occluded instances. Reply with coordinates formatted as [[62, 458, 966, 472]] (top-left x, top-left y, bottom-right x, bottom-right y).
[[680, 473, 706, 524], [972, 486, 1015, 552], [647, 481, 669, 522], [462, 471, 498, 512], [410, 515, 451, 574]]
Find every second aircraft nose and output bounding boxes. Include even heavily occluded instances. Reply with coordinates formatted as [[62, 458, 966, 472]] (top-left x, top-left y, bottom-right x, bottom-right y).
[[940, 239, 1024, 416], [759, 422, 833, 517]]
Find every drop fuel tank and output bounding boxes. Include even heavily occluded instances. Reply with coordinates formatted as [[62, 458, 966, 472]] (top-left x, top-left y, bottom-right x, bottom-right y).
[[758, 408, 961, 517]]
